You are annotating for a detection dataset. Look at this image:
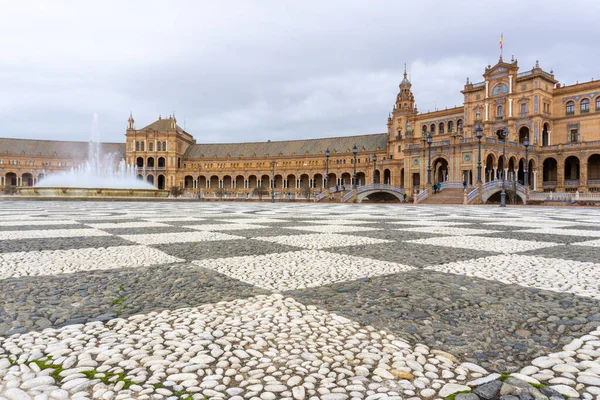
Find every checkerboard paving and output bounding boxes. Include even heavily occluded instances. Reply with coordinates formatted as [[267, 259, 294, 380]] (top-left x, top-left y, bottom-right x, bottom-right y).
[[193, 249, 413, 291], [406, 235, 562, 253], [1, 201, 600, 400], [253, 232, 391, 249], [425, 254, 600, 300], [398, 226, 500, 236]]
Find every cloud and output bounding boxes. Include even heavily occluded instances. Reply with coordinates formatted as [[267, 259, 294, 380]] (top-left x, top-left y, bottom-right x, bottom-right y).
[[0, 0, 598, 143]]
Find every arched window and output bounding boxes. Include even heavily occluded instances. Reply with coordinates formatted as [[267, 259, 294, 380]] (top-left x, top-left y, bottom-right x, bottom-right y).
[[457, 119, 463, 131], [581, 98, 590, 113], [157, 142, 161, 151], [439, 122, 444, 134], [497, 105, 503, 117], [149, 142, 154, 151], [430, 124, 436, 134], [448, 121, 454, 133], [566, 101, 575, 115], [135, 141, 140, 151], [596, 96, 600, 111], [422, 125, 427, 135]]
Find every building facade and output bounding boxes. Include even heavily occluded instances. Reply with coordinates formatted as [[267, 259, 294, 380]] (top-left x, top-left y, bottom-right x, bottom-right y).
[[2, 57, 600, 199]]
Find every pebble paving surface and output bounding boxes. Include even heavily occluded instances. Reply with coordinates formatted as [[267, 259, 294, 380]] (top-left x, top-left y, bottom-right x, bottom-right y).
[[0, 201, 599, 400]]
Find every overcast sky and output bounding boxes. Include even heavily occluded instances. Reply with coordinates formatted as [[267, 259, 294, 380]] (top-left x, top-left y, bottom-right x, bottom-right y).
[[1, 1, 598, 144]]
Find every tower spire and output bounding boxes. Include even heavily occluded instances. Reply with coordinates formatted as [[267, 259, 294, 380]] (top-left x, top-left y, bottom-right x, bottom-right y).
[[127, 112, 134, 129]]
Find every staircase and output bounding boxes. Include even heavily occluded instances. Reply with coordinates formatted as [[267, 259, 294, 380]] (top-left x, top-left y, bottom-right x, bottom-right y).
[[318, 191, 346, 202], [420, 188, 465, 205]]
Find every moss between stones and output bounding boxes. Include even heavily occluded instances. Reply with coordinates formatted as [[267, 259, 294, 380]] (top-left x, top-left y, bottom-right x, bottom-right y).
[[445, 390, 472, 400], [495, 376, 570, 400], [3, 356, 203, 399]]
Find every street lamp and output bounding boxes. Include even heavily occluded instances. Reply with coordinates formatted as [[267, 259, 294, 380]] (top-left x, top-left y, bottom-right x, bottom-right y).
[[475, 122, 483, 183], [498, 128, 508, 207], [523, 137, 530, 187], [352, 145, 358, 188], [325, 148, 330, 189], [271, 160, 276, 203], [371, 154, 377, 184], [426, 132, 433, 185]]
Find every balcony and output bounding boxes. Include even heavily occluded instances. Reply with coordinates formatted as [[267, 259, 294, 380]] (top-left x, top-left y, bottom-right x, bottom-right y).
[[581, 109, 590, 114], [518, 112, 528, 117], [588, 179, 600, 185], [566, 111, 575, 116], [542, 181, 557, 187], [565, 179, 580, 186], [495, 116, 504, 120]]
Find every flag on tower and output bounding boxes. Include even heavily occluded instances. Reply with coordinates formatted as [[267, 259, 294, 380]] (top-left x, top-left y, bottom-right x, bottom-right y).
[[500, 33, 503, 49]]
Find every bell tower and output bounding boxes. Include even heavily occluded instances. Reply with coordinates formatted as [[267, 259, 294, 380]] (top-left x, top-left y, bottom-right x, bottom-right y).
[[395, 64, 416, 114]]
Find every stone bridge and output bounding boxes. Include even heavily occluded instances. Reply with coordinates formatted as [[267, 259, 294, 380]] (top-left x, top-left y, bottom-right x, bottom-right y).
[[342, 184, 405, 203]]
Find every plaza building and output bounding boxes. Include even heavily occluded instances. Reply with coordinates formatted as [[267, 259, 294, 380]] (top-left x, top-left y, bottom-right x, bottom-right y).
[[2, 57, 600, 201]]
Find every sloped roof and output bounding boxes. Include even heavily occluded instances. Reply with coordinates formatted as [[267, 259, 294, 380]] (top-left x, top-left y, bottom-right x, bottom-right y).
[[0, 138, 125, 158], [184, 133, 388, 159], [140, 118, 188, 135]]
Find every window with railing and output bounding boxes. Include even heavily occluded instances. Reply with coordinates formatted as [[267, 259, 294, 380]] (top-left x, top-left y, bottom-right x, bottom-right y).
[[596, 96, 600, 112], [566, 101, 575, 115], [439, 122, 444, 134], [448, 121, 454, 132], [581, 98, 590, 114]]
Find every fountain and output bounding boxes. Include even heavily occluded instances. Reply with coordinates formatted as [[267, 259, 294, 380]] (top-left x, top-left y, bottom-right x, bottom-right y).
[[19, 114, 169, 198]]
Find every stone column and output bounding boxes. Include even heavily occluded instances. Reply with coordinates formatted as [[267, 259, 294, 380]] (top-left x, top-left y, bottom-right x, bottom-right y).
[[557, 158, 565, 192], [533, 171, 538, 191], [493, 167, 497, 180], [580, 163, 588, 192]]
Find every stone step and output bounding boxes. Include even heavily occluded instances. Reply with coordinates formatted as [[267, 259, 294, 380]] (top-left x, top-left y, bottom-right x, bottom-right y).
[[421, 188, 465, 204]]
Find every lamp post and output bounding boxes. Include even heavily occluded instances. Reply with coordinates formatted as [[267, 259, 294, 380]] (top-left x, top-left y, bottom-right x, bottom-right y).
[[271, 160, 276, 203], [475, 122, 483, 183], [352, 145, 358, 188], [498, 128, 508, 207], [325, 148, 330, 189], [372, 154, 377, 184], [523, 137, 530, 187], [426, 132, 433, 185]]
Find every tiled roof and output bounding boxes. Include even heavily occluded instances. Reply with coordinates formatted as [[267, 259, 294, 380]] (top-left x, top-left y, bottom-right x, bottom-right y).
[[184, 133, 388, 159], [139, 118, 188, 135], [0, 138, 125, 158]]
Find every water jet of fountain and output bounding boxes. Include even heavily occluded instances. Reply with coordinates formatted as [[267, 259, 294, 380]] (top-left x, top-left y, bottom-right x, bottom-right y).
[[37, 114, 156, 189]]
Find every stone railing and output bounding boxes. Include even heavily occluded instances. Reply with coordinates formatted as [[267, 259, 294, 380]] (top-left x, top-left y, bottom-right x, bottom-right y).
[[416, 188, 429, 203], [439, 181, 465, 190], [315, 191, 327, 202], [542, 181, 557, 187], [467, 187, 479, 203], [565, 179, 580, 186], [529, 191, 600, 202]]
